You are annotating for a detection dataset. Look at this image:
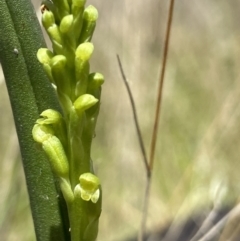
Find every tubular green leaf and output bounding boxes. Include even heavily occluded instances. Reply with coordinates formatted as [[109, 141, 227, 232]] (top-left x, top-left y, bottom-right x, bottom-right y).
[[0, 0, 70, 240], [3, 0, 61, 113]]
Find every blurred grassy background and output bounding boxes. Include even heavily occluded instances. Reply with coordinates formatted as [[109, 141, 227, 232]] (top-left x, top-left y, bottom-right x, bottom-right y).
[[1, 0, 240, 240]]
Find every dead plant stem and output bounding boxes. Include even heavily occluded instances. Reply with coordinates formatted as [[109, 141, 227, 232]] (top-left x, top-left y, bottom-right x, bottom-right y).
[[116, 0, 175, 240], [116, 55, 150, 176], [149, 0, 175, 170]]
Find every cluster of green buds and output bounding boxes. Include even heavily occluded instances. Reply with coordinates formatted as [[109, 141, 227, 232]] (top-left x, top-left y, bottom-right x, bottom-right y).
[[32, 0, 104, 240]]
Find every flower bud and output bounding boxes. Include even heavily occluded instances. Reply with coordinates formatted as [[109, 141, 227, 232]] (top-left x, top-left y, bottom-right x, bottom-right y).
[[41, 0, 61, 24], [37, 109, 67, 149], [50, 55, 67, 81], [60, 14, 74, 34], [75, 43, 94, 95], [71, 0, 86, 42], [79, 5, 98, 43], [75, 42, 94, 62], [50, 55, 72, 97], [42, 10, 55, 30], [37, 48, 54, 64], [87, 73, 104, 91], [51, 55, 66, 67], [50, 55, 67, 83], [72, 0, 86, 16], [42, 135, 69, 178], [47, 25, 63, 46], [37, 48, 55, 83], [74, 94, 98, 113], [84, 5, 98, 22]]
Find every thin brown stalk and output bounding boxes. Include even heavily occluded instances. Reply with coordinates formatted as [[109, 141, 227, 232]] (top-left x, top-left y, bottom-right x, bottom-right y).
[[116, 55, 151, 241], [140, 0, 175, 240], [117, 0, 175, 240], [116, 55, 150, 176], [149, 0, 175, 170]]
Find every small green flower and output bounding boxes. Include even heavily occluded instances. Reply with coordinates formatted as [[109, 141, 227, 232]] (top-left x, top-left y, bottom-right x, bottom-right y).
[[77, 172, 100, 203], [32, 122, 69, 179], [36, 109, 63, 125], [32, 123, 54, 143]]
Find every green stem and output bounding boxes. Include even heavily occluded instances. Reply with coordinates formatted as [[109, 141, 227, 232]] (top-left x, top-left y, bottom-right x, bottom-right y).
[[68, 200, 86, 241], [0, 0, 69, 240]]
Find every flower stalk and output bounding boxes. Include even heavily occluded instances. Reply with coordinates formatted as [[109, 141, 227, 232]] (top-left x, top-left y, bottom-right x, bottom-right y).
[[33, 1, 104, 240]]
